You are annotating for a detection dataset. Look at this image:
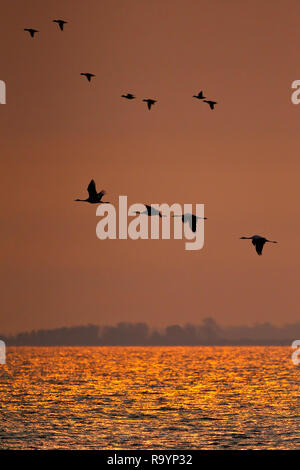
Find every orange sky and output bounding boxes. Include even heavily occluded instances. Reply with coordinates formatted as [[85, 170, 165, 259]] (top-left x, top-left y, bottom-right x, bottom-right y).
[[1, 0, 300, 334]]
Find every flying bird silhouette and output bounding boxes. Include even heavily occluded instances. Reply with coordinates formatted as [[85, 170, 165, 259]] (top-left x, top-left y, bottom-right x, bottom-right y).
[[53, 19, 67, 31], [142, 99, 157, 110], [24, 28, 39, 38], [203, 100, 217, 110], [75, 180, 109, 204], [240, 235, 278, 256], [80, 73, 95, 82], [193, 91, 206, 100], [173, 213, 207, 232], [121, 93, 135, 100], [135, 205, 165, 218]]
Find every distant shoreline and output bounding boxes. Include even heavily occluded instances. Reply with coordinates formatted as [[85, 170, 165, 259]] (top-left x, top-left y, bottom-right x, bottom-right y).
[[1, 319, 299, 347]]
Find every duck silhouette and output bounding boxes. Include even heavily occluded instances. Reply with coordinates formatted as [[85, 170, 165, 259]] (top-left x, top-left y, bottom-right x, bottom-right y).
[[24, 28, 39, 38], [81, 73, 95, 82], [53, 19, 68, 31], [121, 93, 135, 100], [142, 99, 157, 110], [193, 91, 206, 100]]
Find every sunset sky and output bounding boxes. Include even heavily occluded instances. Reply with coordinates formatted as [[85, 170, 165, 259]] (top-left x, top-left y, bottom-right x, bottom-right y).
[[1, 0, 300, 334]]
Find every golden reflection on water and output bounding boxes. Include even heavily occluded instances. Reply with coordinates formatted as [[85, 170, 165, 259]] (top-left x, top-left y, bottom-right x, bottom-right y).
[[0, 346, 299, 449]]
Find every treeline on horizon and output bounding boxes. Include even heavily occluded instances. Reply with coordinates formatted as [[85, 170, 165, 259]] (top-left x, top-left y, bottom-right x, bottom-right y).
[[1, 318, 299, 346]]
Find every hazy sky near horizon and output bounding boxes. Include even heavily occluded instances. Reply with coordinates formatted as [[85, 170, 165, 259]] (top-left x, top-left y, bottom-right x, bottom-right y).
[[1, 0, 300, 334]]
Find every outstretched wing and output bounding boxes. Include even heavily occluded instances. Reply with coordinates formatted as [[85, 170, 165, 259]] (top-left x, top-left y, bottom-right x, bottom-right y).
[[87, 180, 97, 198], [97, 190, 106, 201], [185, 214, 197, 232], [252, 238, 265, 255], [191, 216, 197, 232], [204, 100, 216, 109], [144, 204, 152, 215]]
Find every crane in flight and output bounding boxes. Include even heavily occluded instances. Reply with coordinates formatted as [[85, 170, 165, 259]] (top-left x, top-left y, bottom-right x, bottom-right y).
[[75, 180, 110, 204], [240, 235, 277, 256], [134, 205, 165, 218], [173, 213, 207, 232]]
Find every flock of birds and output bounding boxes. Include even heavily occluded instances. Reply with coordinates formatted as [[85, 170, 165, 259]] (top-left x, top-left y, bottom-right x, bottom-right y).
[[24, 19, 67, 36], [24, 20, 217, 111], [75, 180, 207, 233], [24, 18, 277, 256], [75, 180, 277, 256], [121, 91, 217, 111]]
